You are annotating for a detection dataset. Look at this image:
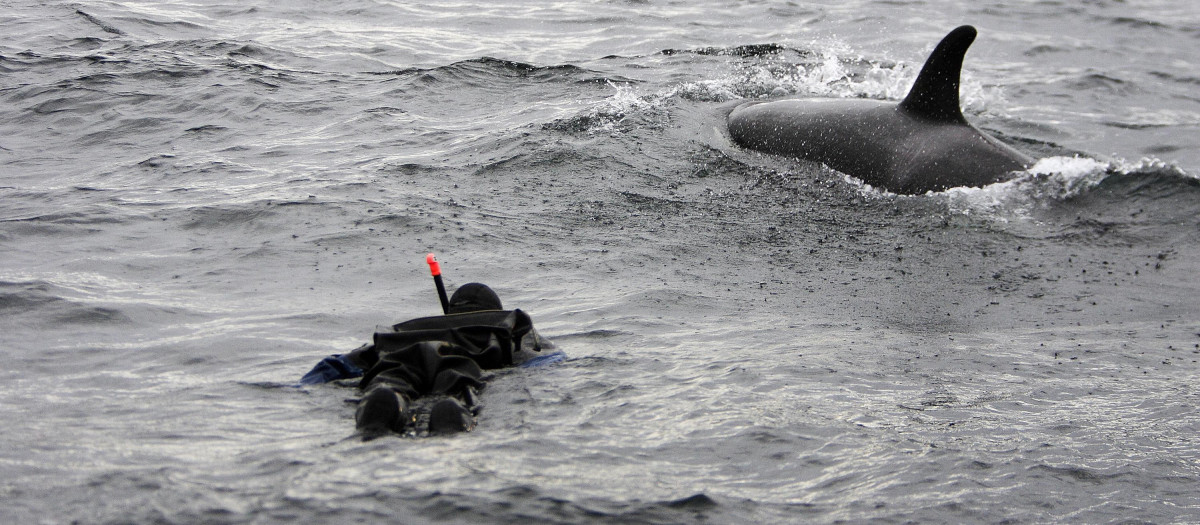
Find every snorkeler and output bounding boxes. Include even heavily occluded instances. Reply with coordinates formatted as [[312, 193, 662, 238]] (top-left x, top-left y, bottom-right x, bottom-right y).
[[299, 260, 561, 440]]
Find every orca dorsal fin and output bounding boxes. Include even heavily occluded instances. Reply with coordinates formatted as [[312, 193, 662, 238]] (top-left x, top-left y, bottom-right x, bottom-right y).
[[898, 25, 976, 123]]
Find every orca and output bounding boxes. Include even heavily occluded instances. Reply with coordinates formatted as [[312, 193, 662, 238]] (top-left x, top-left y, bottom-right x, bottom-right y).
[[727, 25, 1033, 194]]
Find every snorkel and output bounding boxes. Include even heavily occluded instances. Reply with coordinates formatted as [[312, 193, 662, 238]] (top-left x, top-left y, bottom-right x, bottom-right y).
[[426, 253, 451, 314]]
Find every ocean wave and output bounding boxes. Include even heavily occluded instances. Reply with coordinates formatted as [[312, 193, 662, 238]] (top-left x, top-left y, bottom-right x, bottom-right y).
[[381, 57, 637, 90], [74, 6, 211, 42], [0, 276, 136, 328], [0, 279, 60, 312], [940, 155, 1196, 221], [543, 80, 667, 134], [703, 39, 1007, 114], [544, 38, 1014, 136]]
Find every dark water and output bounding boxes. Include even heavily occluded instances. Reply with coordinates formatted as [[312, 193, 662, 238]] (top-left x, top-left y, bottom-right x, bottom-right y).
[[2, 1, 1199, 523]]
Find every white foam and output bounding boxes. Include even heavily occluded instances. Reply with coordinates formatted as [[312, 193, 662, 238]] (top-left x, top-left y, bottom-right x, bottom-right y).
[[935, 156, 1111, 219], [726, 43, 1007, 112], [1112, 156, 1191, 179]]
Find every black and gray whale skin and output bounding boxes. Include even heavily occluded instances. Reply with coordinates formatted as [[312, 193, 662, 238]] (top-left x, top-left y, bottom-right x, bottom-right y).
[[727, 25, 1034, 194]]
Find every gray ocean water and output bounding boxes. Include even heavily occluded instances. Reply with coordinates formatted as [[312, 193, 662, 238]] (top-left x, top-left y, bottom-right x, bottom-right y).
[[2, 1, 1199, 523]]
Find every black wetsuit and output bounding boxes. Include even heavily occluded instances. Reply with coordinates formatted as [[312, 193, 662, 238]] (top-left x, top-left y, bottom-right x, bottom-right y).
[[300, 283, 558, 438]]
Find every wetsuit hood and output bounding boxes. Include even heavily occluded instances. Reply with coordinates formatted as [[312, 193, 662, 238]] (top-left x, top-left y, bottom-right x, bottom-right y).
[[448, 283, 502, 313]]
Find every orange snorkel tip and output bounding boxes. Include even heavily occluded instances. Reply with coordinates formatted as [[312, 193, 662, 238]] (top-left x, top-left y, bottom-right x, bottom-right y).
[[426, 253, 450, 314]]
